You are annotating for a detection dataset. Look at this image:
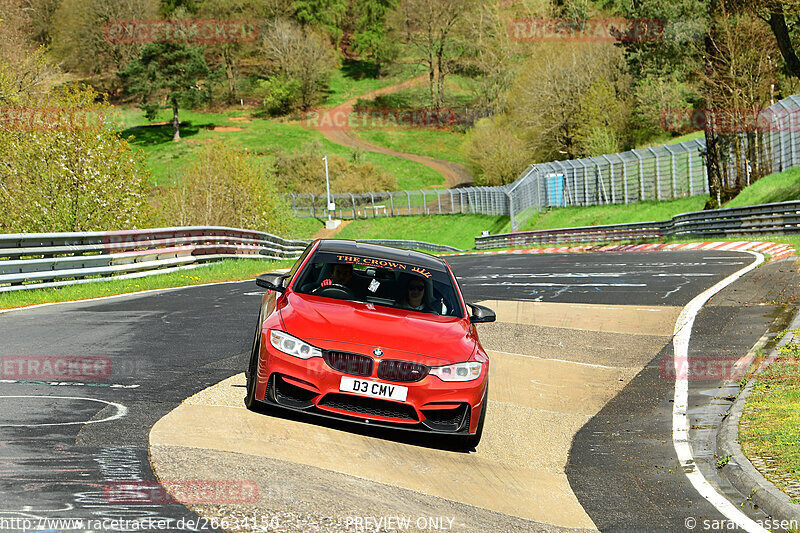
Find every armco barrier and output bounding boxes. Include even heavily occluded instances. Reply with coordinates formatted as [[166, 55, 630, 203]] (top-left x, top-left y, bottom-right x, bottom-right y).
[[0, 226, 310, 292], [475, 201, 800, 249], [0, 229, 465, 293]]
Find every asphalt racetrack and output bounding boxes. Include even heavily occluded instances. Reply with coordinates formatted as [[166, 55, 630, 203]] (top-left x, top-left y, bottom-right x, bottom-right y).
[[0, 250, 795, 533]]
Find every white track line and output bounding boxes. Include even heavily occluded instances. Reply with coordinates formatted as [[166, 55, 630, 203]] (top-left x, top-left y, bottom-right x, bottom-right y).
[[672, 250, 768, 532], [0, 395, 127, 427]]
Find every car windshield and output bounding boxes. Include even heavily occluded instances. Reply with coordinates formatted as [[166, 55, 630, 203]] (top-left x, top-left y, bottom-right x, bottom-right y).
[[293, 251, 464, 318]]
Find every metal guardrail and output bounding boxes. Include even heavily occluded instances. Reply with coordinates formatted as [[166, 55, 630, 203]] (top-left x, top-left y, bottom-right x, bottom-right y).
[[475, 201, 800, 250], [0, 226, 310, 292], [0, 228, 468, 293]]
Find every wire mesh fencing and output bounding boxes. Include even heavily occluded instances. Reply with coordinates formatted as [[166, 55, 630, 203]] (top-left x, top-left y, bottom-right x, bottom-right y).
[[287, 95, 800, 231]]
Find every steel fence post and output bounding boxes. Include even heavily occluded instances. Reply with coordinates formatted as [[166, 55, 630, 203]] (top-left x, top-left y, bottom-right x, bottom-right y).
[[601, 155, 614, 204], [406, 191, 411, 215], [581, 160, 589, 205], [310, 193, 316, 218], [369, 192, 376, 217], [420, 189, 426, 215], [436, 190, 442, 213], [664, 145, 677, 199], [350, 193, 357, 219], [388, 191, 394, 216], [507, 191, 516, 232], [648, 147, 661, 200], [632, 150, 644, 201]]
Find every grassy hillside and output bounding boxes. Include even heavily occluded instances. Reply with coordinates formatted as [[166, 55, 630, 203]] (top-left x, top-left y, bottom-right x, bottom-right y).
[[724, 166, 800, 207], [115, 106, 443, 190]]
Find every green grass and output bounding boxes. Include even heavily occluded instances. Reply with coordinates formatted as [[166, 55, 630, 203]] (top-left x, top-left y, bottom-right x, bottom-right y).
[[520, 196, 708, 231], [334, 214, 509, 250], [323, 60, 422, 108], [636, 130, 705, 149], [115, 106, 442, 190], [740, 334, 800, 502], [286, 217, 324, 239], [354, 74, 478, 110], [352, 128, 468, 167], [0, 258, 293, 311], [725, 166, 800, 208]]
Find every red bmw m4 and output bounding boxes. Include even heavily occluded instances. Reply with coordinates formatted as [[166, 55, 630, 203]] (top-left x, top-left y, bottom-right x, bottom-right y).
[[245, 240, 495, 448]]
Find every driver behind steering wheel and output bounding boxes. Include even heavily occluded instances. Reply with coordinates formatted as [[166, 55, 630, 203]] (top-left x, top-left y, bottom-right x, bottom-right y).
[[319, 263, 365, 297]]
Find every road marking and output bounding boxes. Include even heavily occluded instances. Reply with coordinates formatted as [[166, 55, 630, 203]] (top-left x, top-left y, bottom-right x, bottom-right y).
[[672, 250, 768, 533], [487, 349, 618, 369], [0, 396, 127, 427], [0, 279, 255, 315]]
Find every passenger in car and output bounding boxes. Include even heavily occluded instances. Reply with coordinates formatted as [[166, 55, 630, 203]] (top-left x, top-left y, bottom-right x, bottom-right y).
[[398, 276, 436, 313]]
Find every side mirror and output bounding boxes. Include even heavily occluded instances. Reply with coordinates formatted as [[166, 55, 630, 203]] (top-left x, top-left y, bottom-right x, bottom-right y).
[[256, 273, 287, 293], [467, 303, 496, 324]]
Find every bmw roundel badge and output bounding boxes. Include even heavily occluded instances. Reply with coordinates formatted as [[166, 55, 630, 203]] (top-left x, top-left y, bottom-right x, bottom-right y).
[[373, 348, 383, 357]]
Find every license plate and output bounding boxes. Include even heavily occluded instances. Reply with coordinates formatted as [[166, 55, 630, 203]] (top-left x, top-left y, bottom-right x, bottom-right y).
[[339, 377, 408, 402]]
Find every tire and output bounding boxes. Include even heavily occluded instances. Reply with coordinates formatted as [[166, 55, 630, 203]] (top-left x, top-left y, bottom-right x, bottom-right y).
[[244, 321, 261, 410], [462, 385, 488, 450]]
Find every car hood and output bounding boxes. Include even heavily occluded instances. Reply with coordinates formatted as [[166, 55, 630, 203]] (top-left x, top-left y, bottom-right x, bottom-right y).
[[279, 292, 475, 364]]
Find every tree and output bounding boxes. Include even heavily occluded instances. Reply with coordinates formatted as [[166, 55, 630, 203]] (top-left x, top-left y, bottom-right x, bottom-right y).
[[0, 86, 150, 232], [50, 0, 160, 91], [701, 2, 778, 207], [507, 42, 631, 161], [293, 0, 346, 43], [395, 0, 475, 108], [166, 140, 292, 234], [258, 19, 337, 110], [462, 116, 530, 186], [196, 0, 261, 104], [575, 78, 630, 156], [0, 0, 57, 106], [120, 42, 213, 142], [352, 0, 399, 76], [458, 4, 523, 114]]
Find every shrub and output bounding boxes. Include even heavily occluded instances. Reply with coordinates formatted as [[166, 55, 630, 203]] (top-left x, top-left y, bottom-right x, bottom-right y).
[[462, 116, 530, 186], [0, 85, 150, 232], [273, 143, 396, 193], [164, 140, 292, 235]]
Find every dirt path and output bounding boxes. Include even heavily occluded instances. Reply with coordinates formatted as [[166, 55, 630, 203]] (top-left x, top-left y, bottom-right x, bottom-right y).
[[316, 74, 474, 189], [311, 219, 351, 239]]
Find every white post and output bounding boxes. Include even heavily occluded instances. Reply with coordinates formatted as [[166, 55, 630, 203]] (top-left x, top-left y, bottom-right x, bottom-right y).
[[323, 156, 332, 223]]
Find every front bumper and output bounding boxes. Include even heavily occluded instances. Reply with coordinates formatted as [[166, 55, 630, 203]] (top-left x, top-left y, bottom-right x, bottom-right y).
[[253, 337, 487, 435]]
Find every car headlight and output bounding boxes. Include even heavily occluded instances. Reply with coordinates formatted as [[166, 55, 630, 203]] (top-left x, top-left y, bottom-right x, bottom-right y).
[[429, 361, 482, 382], [269, 330, 322, 359]]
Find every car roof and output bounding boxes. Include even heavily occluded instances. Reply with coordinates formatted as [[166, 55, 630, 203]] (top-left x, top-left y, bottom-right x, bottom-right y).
[[314, 240, 448, 272]]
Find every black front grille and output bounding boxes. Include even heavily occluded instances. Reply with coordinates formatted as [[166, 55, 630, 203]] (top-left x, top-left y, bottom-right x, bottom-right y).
[[324, 351, 373, 377], [319, 393, 418, 421], [377, 360, 429, 382]]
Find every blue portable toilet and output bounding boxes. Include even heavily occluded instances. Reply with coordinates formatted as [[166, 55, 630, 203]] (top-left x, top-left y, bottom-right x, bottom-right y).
[[546, 173, 565, 207]]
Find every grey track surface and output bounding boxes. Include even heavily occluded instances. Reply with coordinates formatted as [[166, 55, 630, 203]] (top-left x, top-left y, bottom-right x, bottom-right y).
[[566, 258, 800, 533], [0, 250, 787, 532]]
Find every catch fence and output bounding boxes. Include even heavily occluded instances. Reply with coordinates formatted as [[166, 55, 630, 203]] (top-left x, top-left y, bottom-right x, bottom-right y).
[[289, 94, 800, 231]]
